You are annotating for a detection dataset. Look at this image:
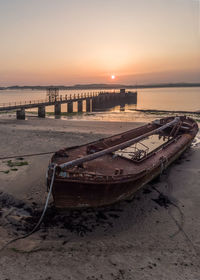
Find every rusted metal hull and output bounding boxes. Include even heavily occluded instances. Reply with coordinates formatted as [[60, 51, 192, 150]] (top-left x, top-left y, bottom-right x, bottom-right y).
[[47, 116, 198, 208]]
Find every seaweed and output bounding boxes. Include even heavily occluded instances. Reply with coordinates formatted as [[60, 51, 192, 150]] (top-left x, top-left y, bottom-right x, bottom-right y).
[[7, 160, 28, 167], [0, 170, 10, 174]]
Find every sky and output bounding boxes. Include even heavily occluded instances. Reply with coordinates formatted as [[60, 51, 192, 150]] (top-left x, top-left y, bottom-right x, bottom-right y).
[[0, 0, 200, 86]]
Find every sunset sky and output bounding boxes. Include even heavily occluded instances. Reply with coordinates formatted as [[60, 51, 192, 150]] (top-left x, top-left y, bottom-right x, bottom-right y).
[[0, 0, 200, 86]]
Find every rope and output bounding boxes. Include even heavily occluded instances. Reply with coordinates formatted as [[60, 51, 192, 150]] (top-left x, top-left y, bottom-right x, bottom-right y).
[[152, 177, 198, 256], [0, 151, 57, 160], [0, 165, 57, 252]]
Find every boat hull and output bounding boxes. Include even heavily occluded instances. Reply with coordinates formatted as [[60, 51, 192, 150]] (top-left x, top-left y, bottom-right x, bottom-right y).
[[48, 118, 197, 208], [52, 144, 189, 208]]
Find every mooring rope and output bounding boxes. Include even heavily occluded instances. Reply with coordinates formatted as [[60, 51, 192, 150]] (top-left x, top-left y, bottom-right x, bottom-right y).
[[0, 165, 57, 252], [152, 175, 198, 256], [0, 151, 57, 160]]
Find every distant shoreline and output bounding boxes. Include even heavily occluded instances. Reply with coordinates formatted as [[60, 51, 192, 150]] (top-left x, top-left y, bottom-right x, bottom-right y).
[[0, 82, 200, 91]]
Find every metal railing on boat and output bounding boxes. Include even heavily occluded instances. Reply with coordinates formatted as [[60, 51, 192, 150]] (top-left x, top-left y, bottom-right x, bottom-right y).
[[58, 117, 180, 170]]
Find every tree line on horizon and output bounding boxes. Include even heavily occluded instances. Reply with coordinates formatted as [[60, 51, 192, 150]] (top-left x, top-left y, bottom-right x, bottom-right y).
[[0, 82, 200, 91]]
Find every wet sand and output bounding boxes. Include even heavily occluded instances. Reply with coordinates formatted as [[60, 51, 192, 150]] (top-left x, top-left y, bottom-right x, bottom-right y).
[[0, 116, 200, 280]]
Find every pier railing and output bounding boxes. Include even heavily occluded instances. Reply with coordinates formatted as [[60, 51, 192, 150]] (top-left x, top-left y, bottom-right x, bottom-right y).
[[0, 92, 100, 108]]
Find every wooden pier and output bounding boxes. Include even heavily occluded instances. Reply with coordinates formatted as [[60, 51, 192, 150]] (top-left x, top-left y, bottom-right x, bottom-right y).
[[0, 89, 137, 119]]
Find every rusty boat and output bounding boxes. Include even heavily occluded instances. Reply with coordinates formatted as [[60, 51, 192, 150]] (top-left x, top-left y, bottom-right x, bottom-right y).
[[47, 116, 198, 208]]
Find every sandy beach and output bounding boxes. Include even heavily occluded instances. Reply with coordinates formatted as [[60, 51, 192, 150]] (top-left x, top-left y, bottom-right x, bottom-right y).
[[0, 115, 200, 280]]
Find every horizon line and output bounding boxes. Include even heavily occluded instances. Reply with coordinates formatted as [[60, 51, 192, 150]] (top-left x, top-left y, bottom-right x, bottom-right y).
[[1, 82, 200, 90]]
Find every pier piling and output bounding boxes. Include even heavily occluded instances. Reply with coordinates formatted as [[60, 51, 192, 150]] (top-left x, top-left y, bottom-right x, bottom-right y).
[[78, 100, 83, 112], [86, 98, 91, 112], [55, 103, 61, 115], [16, 108, 25, 120], [38, 105, 46, 118], [67, 102, 73, 113]]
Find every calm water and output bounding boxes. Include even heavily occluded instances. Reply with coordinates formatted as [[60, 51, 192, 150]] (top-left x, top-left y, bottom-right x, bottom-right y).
[[0, 87, 200, 110], [0, 87, 200, 122], [137, 87, 200, 111]]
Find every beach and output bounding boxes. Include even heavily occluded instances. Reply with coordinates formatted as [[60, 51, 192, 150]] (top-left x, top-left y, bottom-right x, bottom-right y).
[[0, 115, 200, 280]]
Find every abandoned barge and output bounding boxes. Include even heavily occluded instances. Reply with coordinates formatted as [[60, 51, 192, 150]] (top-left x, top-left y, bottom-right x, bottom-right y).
[[47, 116, 198, 208]]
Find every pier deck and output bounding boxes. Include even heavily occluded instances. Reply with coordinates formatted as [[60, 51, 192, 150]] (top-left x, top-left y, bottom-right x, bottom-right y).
[[0, 90, 137, 119]]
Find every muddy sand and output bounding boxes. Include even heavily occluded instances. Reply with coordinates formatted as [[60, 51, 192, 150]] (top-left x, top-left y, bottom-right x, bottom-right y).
[[0, 116, 200, 280]]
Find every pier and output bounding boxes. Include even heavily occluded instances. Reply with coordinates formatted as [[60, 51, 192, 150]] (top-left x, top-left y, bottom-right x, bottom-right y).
[[0, 89, 137, 119]]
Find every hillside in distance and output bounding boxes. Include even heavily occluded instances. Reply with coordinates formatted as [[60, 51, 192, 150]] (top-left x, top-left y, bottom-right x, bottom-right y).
[[0, 82, 200, 91]]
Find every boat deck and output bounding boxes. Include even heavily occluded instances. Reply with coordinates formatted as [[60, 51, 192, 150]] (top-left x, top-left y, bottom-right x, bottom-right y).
[[53, 132, 192, 180]]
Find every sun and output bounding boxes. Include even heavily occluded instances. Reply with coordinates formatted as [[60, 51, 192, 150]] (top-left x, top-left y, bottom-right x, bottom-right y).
[[111, 75, 115, 80]]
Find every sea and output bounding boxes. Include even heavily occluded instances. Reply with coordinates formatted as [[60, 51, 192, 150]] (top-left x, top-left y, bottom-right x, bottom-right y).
[[0, 87, 200, 123]]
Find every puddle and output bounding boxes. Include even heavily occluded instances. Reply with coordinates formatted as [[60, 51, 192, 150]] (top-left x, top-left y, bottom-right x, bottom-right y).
[[191, 133, 200, 148]]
